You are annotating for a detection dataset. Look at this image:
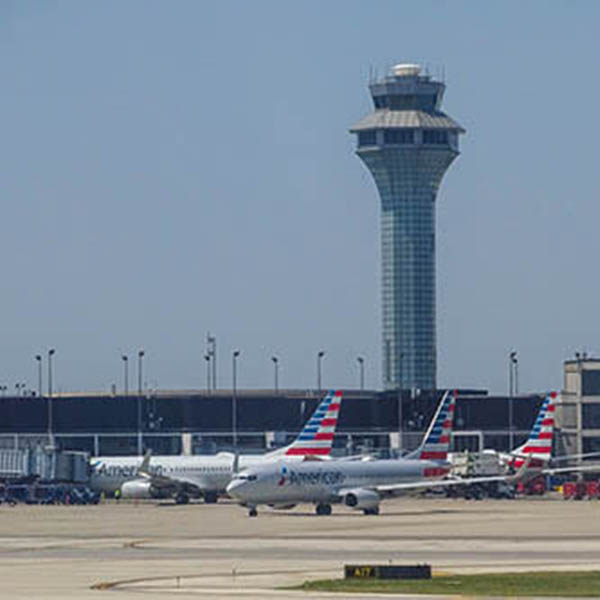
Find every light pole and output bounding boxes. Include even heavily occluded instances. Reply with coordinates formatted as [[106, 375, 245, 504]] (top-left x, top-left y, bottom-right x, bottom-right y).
[[48, 348, 55, 397], [47, 348, 55, 446], [137, 350, 144, 455], [317, 351, 326, 393], [398, 352, 405, 450], [399, 351, 405, 391], [35, 355, 42, 398], [204, 353, 211, 393], [207, 333, 217, 390], [121, 355, 129, 397], [271, 356, 279, 393], [509, 350, 517, 450], [232, 350, 240, 448], [357, 356, 364, 391]]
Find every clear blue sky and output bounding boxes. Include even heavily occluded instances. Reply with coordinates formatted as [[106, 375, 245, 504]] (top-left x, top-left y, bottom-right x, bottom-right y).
[[1, 1, 599, 395]]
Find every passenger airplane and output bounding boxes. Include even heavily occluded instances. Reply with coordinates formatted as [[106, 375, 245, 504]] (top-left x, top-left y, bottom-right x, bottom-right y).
[[227, 389, 466, 516], [228, 389, 600, 516], [89, 389, 342, 504]]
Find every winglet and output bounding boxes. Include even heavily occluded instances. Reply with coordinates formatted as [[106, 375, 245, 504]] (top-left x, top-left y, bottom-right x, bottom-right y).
[[137, 449, 152, 476], [508, 455, 539, 484]]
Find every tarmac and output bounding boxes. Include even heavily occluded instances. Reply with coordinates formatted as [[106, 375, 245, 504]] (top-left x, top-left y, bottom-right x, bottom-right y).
[[0, 495, 599, 599]]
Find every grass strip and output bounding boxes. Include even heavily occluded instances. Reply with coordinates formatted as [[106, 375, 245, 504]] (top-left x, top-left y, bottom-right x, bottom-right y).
[[292, 570, 600, 596]]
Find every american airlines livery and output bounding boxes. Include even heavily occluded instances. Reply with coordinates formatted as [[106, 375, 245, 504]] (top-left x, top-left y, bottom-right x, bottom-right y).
[[507, 391, 556, 469], [504, 391, 600, 477], [227, 390, 588, 517], [89, 390, 342, 504], [227, 389, 465, 516]]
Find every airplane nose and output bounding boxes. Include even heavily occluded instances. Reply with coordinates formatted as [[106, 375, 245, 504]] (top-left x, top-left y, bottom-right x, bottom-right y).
[[226, 479, 245, 498]]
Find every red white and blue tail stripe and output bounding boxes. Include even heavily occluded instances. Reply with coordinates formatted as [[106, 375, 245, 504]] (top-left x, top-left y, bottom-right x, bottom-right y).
[[284, 390, 342, 456], [408, 390, 457, 461], [510, 391, 556, 468], [262, 390, 342, 458]]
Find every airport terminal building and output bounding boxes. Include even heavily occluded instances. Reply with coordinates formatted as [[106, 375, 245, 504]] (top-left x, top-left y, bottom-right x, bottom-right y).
[[0, 387, 547, 458]]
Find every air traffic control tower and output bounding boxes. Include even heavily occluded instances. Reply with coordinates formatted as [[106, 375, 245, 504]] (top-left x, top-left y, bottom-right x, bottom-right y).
[[350, 64, 465, 391]]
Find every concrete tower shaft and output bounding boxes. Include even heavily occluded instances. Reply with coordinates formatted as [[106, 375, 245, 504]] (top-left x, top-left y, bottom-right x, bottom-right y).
[[350, 64, 465, 391]]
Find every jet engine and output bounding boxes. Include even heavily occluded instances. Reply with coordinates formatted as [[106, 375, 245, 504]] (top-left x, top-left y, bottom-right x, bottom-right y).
[[120, 480, 161, 499], [342, 488, 380, 511]]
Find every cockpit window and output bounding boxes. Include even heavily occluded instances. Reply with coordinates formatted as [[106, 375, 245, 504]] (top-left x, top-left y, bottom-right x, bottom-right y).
[[247, 475, 257, 481]]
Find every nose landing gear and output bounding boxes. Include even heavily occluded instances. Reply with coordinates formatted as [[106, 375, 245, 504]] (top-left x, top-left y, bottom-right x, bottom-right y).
[[362, 506, 380, 515]]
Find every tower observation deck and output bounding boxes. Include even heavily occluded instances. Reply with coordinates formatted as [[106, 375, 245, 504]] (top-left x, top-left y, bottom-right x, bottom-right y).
[[350, 64, 465, 391]]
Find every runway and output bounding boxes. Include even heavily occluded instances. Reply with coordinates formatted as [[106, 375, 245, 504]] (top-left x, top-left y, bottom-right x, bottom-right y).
[[1, 496, 599, 598]]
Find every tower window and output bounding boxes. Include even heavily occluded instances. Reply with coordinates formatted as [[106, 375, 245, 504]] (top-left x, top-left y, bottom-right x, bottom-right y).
[[358, 130, 377, 147], [373, 96, 388, 109], [384, 129, 415, 145], [372, 95, 436, 111], [422, 130, 448, 144]]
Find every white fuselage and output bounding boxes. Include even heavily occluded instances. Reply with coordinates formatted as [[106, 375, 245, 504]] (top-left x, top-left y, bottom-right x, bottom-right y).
[[227, 457, 449, 505], [89, 452, 302, 494]]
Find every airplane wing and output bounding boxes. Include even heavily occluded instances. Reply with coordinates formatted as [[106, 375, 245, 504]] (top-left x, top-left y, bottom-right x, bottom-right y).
[[136, 452, 185, 490], [134, 470, 209, 496], [548, 452, 600, 463], [374, 461, 600, 494], [539, 463, 600, 476], [135, 452, 211, 496], [374, 474, 518, 494], [373, 458, 537, 494]]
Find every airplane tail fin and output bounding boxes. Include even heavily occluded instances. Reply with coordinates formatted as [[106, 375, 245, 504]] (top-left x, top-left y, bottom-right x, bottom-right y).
[[509, 391, 557, 469], [264, 390, 342, 458], [406, 390, 457, 461]]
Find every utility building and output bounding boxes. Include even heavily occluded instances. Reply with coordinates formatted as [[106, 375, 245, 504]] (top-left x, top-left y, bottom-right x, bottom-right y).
[[559, 357, 600, 460], [350, 64, 465, 390]]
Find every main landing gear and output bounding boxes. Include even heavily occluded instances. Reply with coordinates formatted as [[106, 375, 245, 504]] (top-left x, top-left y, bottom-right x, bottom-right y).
[[315, 503, 332, 516], [175, 492, 189, 505], [362, 507, 380, 515], [204, 491, 218, 504], [248, 506, 258, 517]]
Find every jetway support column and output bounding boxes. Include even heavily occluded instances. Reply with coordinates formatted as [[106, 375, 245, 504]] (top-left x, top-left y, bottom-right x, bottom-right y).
[[182, 432, 192, 456]]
